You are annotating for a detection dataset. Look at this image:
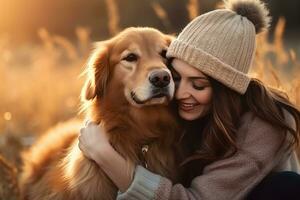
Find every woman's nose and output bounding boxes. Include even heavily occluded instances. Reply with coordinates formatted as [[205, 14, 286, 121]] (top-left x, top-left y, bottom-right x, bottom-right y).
[[175, 81, 191, 99]]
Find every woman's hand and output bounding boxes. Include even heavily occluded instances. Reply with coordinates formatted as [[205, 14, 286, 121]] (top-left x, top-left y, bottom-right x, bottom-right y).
[[78, 120, 135, 192], [78, 121, 111, 161]]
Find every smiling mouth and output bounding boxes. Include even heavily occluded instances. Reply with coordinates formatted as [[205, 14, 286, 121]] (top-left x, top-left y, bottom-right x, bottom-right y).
[[130, 90, 170, 105], [179, 103, 200, 111]]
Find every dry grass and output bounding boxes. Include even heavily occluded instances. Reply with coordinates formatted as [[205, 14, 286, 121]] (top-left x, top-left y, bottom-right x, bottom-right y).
[[0, 0, 299, 198], [151, 2, 172, 31], [105, 0, 120, 36], [0, 29, 88, 138], [0, 27, 90, 199], [0, 155, 19, 200], [251, 17, 300, 106], [187, 0, 200, 20]]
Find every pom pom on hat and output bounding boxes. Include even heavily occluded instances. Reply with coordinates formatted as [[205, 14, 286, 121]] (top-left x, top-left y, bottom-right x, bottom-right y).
[[224, 0, 271, 33]]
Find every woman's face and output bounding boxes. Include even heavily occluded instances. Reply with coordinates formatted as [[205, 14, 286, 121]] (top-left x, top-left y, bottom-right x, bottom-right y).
[[171, 59, 213, 121]]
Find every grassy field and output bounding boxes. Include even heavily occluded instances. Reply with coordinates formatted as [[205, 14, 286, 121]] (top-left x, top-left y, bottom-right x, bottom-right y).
[[0, 0, 299, 199]]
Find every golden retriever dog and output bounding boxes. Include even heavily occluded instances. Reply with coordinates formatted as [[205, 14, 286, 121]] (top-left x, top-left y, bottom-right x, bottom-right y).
[[20, 27, 180, 200]]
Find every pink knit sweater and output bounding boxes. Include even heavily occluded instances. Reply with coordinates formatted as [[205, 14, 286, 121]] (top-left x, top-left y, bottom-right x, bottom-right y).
[[117, 110, 300, 200]]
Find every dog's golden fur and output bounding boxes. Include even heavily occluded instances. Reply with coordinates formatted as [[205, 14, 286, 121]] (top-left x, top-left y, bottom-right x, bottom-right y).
[[20, 27, 180, 200]]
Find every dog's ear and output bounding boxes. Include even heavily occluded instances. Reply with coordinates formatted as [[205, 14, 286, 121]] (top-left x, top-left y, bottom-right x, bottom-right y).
[[164, 34, 175, 46], [81, 78, 96, 100], [81, 42, 111, 101]]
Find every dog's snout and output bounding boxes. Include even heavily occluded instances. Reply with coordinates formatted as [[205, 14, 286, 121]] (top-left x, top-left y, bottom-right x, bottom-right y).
[[149, 70, 170, 88]]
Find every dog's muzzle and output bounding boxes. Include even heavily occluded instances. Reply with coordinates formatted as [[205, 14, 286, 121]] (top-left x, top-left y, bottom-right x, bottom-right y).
[[129, 69, 174, 106]]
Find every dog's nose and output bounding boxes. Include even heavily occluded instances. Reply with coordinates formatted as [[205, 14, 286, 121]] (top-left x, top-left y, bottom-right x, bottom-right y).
[[149, 70, 170, 88]]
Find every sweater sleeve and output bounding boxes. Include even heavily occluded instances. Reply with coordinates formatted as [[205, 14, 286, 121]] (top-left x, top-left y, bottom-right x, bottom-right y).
[[117, 112, 290, 200]]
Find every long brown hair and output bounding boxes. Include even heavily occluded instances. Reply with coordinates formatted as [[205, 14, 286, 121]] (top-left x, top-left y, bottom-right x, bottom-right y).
[[179, 77, 300, 185]]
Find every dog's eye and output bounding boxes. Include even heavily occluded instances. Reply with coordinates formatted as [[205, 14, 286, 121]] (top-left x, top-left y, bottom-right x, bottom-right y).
[[123, 53, 138, 62], [160, 49, 167, 59]]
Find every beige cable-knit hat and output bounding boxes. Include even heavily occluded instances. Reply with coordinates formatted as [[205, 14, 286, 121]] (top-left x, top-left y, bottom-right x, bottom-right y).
[[167, 0, 271, 94]]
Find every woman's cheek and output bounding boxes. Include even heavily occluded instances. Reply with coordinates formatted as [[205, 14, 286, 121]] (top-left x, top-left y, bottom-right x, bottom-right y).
[[197, 88, 213, 104]]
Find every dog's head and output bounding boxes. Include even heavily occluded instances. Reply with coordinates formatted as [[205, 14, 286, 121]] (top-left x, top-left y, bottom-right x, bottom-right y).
[[81, 27, 174, 107]]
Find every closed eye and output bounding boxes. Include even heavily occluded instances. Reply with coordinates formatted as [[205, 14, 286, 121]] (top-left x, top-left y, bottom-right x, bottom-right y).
[[122, 53, 138, 62]]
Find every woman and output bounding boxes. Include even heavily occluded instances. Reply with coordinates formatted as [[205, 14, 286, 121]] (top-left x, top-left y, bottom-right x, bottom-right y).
[[78, 0, 300, 199]]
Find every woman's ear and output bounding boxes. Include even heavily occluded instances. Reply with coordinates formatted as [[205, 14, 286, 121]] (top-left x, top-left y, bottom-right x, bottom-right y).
[[81, 42, 111, 101]]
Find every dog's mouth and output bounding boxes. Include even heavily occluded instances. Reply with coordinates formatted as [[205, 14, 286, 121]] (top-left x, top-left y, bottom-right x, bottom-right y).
[[130, 88, 172, 106]]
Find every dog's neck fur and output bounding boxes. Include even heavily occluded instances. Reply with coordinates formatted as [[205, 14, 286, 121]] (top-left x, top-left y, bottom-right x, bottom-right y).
[[87, 90, 180, 178], [64, 100, 178, 198], [64, 86, 180, 197]]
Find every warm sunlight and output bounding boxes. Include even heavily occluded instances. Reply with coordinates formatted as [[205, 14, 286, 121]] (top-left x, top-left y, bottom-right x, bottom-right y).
[[0, 0, 299, 199]]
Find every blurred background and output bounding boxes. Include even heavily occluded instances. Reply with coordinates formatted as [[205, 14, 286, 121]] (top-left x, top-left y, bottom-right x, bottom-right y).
[[1, 0, 300, 44], [0, 0, 299, 197]]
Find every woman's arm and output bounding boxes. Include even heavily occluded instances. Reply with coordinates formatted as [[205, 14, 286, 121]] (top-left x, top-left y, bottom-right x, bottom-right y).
[[117, 113, 291, 200], [78, 121, 135, 192], [92, 144, 135, 192]]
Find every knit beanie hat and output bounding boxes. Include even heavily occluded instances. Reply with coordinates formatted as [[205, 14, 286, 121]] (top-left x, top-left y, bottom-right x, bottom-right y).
[[167, 0, 271, 94]]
